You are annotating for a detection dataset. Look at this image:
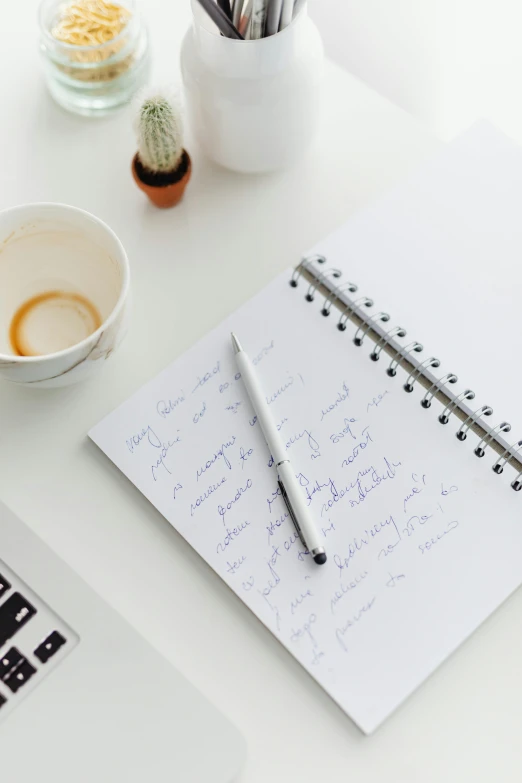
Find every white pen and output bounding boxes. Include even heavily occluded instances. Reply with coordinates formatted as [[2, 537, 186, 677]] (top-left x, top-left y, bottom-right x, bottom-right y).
[[232, 333, 327, 565]]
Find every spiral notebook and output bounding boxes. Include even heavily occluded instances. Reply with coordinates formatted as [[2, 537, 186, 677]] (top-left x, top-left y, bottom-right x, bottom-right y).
[[90, 122, 522, 734]]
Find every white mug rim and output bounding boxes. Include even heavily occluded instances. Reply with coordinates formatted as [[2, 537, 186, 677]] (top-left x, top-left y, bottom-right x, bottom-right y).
[[0, 202, 130, 364]]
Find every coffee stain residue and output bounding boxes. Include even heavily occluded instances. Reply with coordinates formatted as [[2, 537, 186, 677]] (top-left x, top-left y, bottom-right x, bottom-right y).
[[9, 290, 102, 357]]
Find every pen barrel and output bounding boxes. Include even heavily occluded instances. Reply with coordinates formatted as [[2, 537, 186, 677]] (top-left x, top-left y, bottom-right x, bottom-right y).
[[236, 351, 287, 464], [236, 350, 323, 556], [278, 461, 323, 553]]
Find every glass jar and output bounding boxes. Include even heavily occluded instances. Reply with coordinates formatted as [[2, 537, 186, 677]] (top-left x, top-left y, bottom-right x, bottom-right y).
[[39, 0, 150, 117], [180, 3, 324, 173]]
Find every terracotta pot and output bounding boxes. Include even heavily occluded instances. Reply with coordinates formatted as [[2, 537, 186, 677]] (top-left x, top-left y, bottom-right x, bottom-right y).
[[132, 151, 192, 208]]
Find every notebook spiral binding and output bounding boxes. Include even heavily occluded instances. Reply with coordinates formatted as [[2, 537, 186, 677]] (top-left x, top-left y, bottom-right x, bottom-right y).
[[290, 256, 522, 492]]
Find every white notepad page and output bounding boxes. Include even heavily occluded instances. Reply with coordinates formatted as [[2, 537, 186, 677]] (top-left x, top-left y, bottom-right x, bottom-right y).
[[307, 120, 522, 429], [90, 267, 522, 734]]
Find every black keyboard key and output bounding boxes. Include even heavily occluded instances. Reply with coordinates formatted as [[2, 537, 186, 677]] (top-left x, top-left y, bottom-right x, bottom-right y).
[[4, 658, 36, 694], [34, 631, 66, 664], [0, 691, 7, 708], [0, 593, 37, 648], [0, 573, 10, 600], [0, 647, 23, 682]]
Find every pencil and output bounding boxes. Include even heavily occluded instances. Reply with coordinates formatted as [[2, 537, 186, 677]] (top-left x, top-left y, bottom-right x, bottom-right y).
[[217, 0, 232, 21], [195, 0, 244, 38], [292, 0, 305, 18], [265, 0, 283, 35], [249, 0, 267, 38], [232, 0, 243, 27], [279, 0, 293, 30], [238, 0, 253, 37]]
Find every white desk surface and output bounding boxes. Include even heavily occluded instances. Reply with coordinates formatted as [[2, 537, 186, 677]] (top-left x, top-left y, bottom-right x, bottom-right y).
[[5, 2, 522, 782]]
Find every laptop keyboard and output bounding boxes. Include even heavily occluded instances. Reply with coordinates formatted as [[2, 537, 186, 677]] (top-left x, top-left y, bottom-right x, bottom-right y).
[[0, 592, 37, 648], [0, 563, 79, 722], [0, 572, 10, 599]]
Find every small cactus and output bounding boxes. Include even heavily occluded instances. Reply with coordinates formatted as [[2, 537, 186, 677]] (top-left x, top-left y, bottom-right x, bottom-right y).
[[134, 89, 184, 174]]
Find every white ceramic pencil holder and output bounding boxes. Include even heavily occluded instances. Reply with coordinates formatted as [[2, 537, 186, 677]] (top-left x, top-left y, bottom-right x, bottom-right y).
[[180, 3, 324, 173]]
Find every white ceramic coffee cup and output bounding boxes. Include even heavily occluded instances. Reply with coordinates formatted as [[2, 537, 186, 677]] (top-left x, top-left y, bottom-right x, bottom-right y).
[[0, 203, 130, 388]]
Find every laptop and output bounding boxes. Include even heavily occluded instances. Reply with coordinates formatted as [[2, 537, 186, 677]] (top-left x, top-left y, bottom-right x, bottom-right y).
[[0, 501, 246, 782]]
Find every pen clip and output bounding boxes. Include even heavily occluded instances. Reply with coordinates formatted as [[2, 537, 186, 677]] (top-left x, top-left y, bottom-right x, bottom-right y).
[[278, 479, 307, 549]]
